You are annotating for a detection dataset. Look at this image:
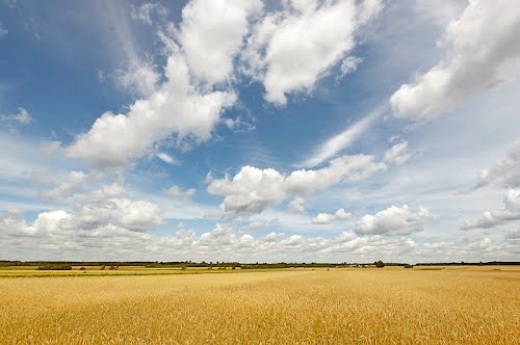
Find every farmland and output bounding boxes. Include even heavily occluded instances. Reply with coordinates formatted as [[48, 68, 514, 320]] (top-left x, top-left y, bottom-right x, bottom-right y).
[[0, 266, 519, 344]]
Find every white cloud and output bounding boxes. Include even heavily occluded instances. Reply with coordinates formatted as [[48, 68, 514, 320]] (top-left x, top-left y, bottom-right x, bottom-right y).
[[475, 139, 520, 189], [81, 182, 127, 201], [131, 3, 168, 26], [37, 171, 89, 201], [264, 232, 285, 242], [2, 207, 517, 262], [70, 196, 162, 233], [67, 53, 236, 170], [4, 173, 166, 240], [114, 60, 159, 97], [208, 166, 287, 215], [464, 139, 520, 230], [178, 0, 262, 84], [156, 152, 179, 165], [287, 196, 306, 213], [239, 219, 278, 232], [166, 185, 196, 199], [241, 0, 383, 105], [302, 104, 385, 167], [462, 189, 520, 230], [414, 0, 467, 28], [390, 0, 520, 122], [358, 0, 384, 25], [199, 223, 235, 246], [311, 208, 352, 224], [103, 1, 159, 95], [0, 210, 34, 237], [0, 108, 31, 125], [356, 205, 434, 235], [383, 141, 411, 165], [1, 189, 162, 241], [286, 154, 386, 194], [208, 136, 416, 217], [115, 198, 163, 232], [340, 56, 363, 76], [223, 118, 235, 129], [208, 152, 388, 217], [221, 116, 255, 133]]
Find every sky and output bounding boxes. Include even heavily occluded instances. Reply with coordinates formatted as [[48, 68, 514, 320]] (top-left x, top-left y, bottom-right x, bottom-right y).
[[0, 0, 519, 263]]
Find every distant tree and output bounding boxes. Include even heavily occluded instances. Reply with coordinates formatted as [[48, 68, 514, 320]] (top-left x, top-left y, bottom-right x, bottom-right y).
[[36, 264, 72, 271], [375, 260, 385, 268]]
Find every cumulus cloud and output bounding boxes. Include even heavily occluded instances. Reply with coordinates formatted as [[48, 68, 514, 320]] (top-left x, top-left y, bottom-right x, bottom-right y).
[[264, 232, 285, 242], [2, 178, 161, 238], [462, 189, 520, 230], [67, 52, 236, 169], [0, 108, 31, 125], [37, 171, 89, 201], [461, 237, 494, 253], [465, 141, 520, 231], [355, 205, 434, 235], [3, 193, 162, 239], [208, 153, 386, 216], [287, 196, 306, 213], [241, 0, 383, 105], [208, 166, 287, 215], [311, 208, 352, 224], [114, 60, 159, 97], [2, 207, 516, 262], [208, 139, 413, 217], [47, 181, 162, 233], [178, 0, 262, 84], [390, 0, 520, 122], [0, 210, 34, 237], [166, 185, 196, 199], [475, 140, 520, 189], [199, 223, 235, 246]]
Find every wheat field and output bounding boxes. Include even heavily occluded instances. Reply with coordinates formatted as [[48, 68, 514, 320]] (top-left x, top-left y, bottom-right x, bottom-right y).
[[0, 268, 518, 344]]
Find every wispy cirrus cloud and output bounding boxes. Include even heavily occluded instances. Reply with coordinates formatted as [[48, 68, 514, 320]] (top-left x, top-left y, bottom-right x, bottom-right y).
[[301, 104, 386, 168]]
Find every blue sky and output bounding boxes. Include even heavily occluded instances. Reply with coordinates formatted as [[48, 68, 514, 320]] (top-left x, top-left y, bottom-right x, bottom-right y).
[[1, 0, 519, 263]]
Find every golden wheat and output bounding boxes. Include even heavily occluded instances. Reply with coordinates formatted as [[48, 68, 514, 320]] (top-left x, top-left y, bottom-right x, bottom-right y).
[[0, 268, 518, 344]]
